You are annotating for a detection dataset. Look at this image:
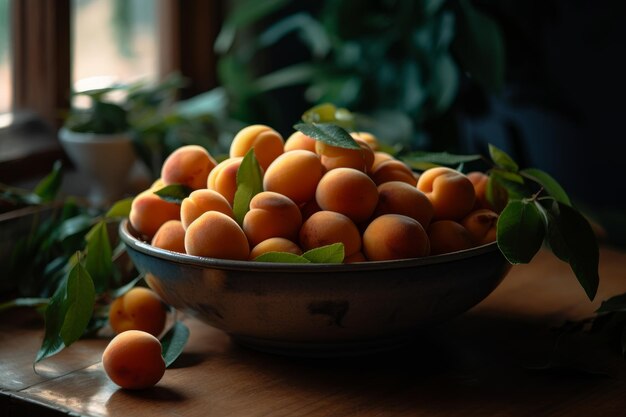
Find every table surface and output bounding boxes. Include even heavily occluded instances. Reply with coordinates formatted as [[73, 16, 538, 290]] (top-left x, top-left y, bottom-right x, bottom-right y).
[[2, 246, 626, 417]]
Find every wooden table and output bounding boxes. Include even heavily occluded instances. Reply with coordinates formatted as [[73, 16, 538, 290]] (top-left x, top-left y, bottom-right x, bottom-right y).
[[2, 246, 626, 417]]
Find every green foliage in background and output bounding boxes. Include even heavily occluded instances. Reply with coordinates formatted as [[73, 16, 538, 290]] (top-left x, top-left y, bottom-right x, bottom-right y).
[[0, 0, 9, 64]]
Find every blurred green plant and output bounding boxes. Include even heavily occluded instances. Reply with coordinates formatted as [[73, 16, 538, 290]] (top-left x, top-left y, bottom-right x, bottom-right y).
[[215, 0, 504, 150]]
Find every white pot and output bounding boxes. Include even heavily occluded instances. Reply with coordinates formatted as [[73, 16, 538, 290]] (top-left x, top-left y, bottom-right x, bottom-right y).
[[58, 127, 137, 207]]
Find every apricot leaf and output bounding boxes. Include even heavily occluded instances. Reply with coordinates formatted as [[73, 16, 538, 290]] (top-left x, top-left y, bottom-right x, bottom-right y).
[[60, 262, 95, 346], [233, 149, 263, 225], [254, 252, 311, 263], [489, 144, 518, 172], [36, 279, 68, 363], [545, 201, 599, 300], [105, 197, 133, 218], [521, 168, 571, 206], [161, 320, 190, 367], [0, 298, 48, 314], [496, 200, 545, 264], [34, 160, 63, 202], [85, 221, 112, 293], [294, 122, 360, 149], [403, 151, 481, 168], [154, 184, 193, 204], [596, 293, 626, 314], [303, 243, 345, 264]]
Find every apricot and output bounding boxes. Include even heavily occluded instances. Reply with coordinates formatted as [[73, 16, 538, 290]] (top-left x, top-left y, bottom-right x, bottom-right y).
[[370, 159, 417, 186], [161, 145, 217, 190], [206, 157, 243, 205], [427, 220, 474, 255], [181, 189, 234, 230], [249, 237, 302, 260], [299, 211, 361, 257], [467, 171, 508, 213], [185, 211, 250, 260], [229, 124, 284, 171], [374, 181, 434, 228], [129, 189, 181, 240], [350, 131, 379, 151], [362, 214, 430, 261], [344, 251, 367, 263], [243, 191, 302, 246], [370, 151, 395, 173], [109, 287, 167, 337], [461, 209, 499, 245], [102, 330, 166, 390], [284, 131, 317, 153], [263, 150, 324, 204], [417, 167, 476, 220], [151, 220, 186, 254], [315, 139, 374, 172], [315, 168, 379, 224]]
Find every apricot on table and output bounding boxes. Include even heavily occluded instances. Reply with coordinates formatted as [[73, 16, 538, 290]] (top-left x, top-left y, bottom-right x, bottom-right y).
[[129, 189, 181, 240], [180, 189, 234, 230], [362, 214, 430, 261], [229, 124, 284, 171], [315, 167, 379, 224], [427, 220, 474, 255], [161, 144, 217, 190], [185, 211, 250, 260], [249, 237, 303, 260], [109, 287, 167, 337], [263, 150, 324, 204], [243, 191, 302, 247], [461, 209, 499, 245], [374, 181, 434, 229], [299, 210, 362, 257], [151, 220, 186, 254], [417, 167, 476, 220], [102, 330, 166, 390]]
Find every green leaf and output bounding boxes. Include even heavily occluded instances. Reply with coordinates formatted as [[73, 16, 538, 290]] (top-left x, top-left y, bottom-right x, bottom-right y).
[[452, 0, 505, 92], [60, 262, 95, 346], [429, 53, 459, 114], [596, 293, 626, 314], [253, 252, 312, 263], [85, 221, 113, 293], [34, 160, 63, 202], [57, 215, 97, 242], [253, 63, 317, 93], [36, 278, 68, 363], [496, 200, 545, 264], [154, 184, 193, 204], [294, 122, 360, 149], [545, 201, 599, 301], [489, 144, 519, 172], [105, 197, 133, 218], [403, 151, 481, 167], [233, 149, 263, 225], [302, 243, 345, 264], [0, 297, 49, 313], [491, 168, 524, 184], [161, 321, 190, 367], [521, 168, 571, 206]]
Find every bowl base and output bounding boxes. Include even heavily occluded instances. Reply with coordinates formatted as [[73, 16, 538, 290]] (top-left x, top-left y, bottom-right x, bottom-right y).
[[231, 333, 417, 358]]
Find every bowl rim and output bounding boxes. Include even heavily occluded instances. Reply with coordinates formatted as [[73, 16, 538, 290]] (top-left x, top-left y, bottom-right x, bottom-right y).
[[119, 219, 503, 273]]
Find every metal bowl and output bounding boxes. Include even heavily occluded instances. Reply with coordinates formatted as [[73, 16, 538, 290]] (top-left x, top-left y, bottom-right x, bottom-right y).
[[120, 219, 511, 356]]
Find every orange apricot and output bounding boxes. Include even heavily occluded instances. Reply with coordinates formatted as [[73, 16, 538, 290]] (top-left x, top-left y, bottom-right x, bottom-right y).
[[315, 139, 375, 172], [344, 251, 367, 263], [185, 211, 250, 260], [427, 220, 474, 255], [350, 131, 379, 151], [206, 157, 243, 205], [374, 181, 434, 228], [362, 214, 430, 261], [181, 189, 234, 230], [109, 287, 167, 337], [263, 150, 324, 204], [315, 168, 379, 224], [151, 220, 186, 254], [417, 167, 476, 220], [102, 330, 165, 390], [370, 151, 395, 173], [284, 131, 317, 153], [129, 189, 181, 240], [161, 145, 217, 190], [461, 209, 499, 245], [299, 211, 361, 257], [249, 237, 302, 260], [370, 159, 417, 186], [243, 191, 302, 246], [229, 124, 284, 171]]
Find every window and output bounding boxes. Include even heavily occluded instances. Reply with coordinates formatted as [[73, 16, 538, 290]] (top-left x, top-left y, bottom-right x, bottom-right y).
[[0, 0, 11, 114]]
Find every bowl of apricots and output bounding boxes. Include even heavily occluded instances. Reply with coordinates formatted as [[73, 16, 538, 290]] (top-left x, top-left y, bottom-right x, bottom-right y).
[[119, 124, 511, 356]]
